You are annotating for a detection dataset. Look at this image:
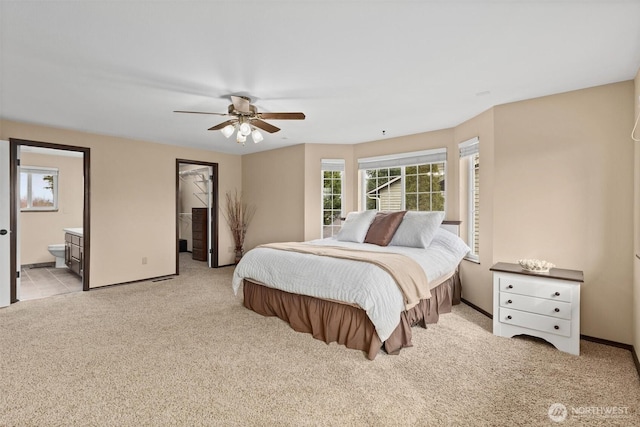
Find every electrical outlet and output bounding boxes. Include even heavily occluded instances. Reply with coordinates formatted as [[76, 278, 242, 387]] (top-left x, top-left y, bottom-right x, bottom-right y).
[[142, 257, 147, 265]]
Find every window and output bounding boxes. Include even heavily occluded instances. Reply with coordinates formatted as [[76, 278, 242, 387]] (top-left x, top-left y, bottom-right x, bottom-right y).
[[359, 148, 446, 212], [20, 166, 58, 211], [321, 159, 345, 238], [459, 137, 479, 261]]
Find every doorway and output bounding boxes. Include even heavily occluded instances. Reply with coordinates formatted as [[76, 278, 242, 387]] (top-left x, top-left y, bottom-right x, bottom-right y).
[[0, 141, 10, 307], [176, 159, 218, 273], [9, 139, 90, 303]]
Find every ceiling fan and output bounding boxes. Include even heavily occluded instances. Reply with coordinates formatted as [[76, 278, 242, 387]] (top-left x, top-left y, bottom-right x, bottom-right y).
[[174, 95, 305, 144]]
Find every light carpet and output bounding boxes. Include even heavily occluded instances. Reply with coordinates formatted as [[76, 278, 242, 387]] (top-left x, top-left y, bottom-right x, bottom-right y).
[[0, 254, 638, 426]]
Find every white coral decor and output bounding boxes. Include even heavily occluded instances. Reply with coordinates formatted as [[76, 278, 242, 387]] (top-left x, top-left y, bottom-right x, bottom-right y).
[[518, 259, 555, 272]]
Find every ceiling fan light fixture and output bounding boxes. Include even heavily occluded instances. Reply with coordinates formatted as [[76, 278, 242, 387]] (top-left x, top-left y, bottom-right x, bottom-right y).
[[176, 95, 305, 146], [239, 122, 252, 136], [221, 124, 235, 138], [251, 129, 264, 143]]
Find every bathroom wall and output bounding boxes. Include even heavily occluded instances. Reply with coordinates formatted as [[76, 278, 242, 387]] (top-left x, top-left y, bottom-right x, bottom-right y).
[[20, 150, 84, 265]]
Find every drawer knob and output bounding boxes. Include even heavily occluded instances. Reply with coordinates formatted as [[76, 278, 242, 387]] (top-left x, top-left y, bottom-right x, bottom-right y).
[[507, 285, 513, 289], [506, 315, 512, 320], [554, 325, 559, 330], [554, 308, 560, 313], [554, 292, 560, 297], [507, 299, 512, 304]]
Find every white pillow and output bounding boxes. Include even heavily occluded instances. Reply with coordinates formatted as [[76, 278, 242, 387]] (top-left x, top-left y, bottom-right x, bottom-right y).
[[336, 210, 378, 243], [430, 227, 471, 261], [389, 211, 445, 248]]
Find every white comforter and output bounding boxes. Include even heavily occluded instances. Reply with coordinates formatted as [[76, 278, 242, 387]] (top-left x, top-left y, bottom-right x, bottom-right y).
[[232, 229, 470, 342]]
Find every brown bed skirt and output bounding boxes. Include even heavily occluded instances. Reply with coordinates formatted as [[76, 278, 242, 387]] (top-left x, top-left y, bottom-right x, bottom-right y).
[[242, 272, 461, 360]]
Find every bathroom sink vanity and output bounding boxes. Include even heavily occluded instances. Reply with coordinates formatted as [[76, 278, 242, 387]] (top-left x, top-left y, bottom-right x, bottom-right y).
[[64, 228, 83, 277]]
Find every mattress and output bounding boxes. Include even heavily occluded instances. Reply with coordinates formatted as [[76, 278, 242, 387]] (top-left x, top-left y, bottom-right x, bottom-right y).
[[232, 228, 470, 342]]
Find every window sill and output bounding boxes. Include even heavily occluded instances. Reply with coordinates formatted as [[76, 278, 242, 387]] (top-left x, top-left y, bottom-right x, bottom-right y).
[[463, 255, 480, 265]]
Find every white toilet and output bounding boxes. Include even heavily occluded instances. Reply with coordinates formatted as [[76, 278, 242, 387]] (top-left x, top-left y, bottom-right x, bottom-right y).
[[47, 244, 67, 268]]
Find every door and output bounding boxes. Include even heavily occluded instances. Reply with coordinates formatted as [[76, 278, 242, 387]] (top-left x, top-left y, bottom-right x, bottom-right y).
[[206, 167, 214, 268], [0, 140, 10, 307]]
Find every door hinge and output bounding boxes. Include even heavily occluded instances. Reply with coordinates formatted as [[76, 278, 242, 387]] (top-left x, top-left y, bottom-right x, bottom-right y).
[[209, 249, 213, 254], [16, 271, 20, 278], [16, 159, 20, 166]]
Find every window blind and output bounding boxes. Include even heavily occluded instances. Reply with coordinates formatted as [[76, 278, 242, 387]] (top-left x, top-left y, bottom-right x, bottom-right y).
[[20, 166, 59, 176], [458, 137, 479, 157], [358, 148, 446, 170], [321, 159, 345, 172], [458, 136, 480, 261]]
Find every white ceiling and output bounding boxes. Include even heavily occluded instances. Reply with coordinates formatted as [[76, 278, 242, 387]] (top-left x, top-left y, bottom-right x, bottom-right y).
[[2, 1, 639, 155]]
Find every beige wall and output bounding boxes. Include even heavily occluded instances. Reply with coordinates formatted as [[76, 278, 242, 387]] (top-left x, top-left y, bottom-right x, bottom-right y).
[[493, 81, 634, 343], [453, 109, 495, 313], [633, 68, 640, 359], [2, 120, 242, 287], [241, 144, 306, 250], [19, 151, 84, 265], [241, 143, 357, 247], [303, 144, 355, 241]]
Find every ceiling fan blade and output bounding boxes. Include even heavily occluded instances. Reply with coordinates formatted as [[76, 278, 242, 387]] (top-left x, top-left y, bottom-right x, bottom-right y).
[[208, 119, 237, 131], [230, 96, 251, 113], [251, 119, 280, 133], [174, 110, 228, 116], [259, 112, 306, 120]]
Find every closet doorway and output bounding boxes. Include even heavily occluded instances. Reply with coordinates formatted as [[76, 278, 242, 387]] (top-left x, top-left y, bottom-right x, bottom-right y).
[[175, 160, 218, 273]]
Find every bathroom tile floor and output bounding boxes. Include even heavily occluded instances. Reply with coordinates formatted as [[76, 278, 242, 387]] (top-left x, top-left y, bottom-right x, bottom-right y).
[[20, 265, 83, 301]]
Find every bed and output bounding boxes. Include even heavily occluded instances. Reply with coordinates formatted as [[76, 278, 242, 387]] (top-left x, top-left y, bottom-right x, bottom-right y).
[[232, 210, 470, 360]]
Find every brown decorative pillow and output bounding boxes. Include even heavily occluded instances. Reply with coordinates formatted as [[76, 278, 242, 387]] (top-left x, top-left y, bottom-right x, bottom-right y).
[[364, 211, 407, 246]]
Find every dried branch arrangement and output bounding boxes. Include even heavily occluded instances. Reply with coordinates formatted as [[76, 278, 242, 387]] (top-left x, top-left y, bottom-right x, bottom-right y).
[[223, 190, 256, 259]]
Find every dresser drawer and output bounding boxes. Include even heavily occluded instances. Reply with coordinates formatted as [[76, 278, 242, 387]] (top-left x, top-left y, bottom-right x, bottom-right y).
[[69, 258, 82, 276], [192, 210, 206, 220], [192, 238, 205, 249], [499, 292, 572, 320], [499, 276, 573, 302], [499, 307, 571, 337], [492, 263, 582, 355], [192, 248, 206, 260], [65, 233, 81, 246], [70, 244, 81, 260]]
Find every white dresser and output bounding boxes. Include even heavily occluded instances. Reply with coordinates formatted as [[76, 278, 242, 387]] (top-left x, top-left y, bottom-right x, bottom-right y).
[[491, 262, 583, 355]]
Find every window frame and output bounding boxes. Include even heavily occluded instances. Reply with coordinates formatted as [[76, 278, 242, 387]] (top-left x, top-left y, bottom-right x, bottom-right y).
[[459, 137, 480, 262], [358, 148, 447, 213], [321, 159, 345, 238], [20, 166, 59, 212]]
